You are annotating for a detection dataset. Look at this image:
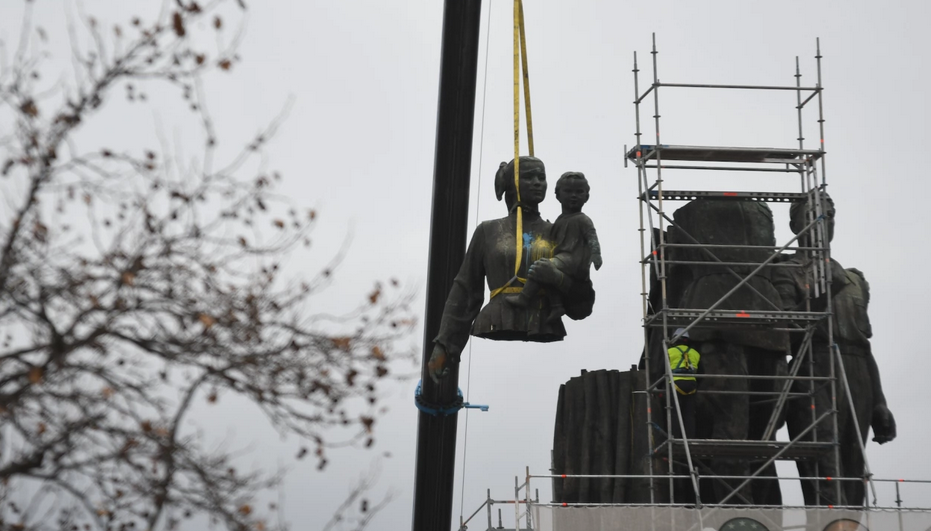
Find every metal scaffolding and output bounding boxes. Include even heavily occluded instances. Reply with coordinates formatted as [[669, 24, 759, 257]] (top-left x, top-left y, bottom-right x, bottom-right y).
[[627, 35, 861, 507], [462, 473, 931, 530]]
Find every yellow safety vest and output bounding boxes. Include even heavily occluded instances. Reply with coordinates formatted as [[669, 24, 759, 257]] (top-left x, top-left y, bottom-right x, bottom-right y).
[[668, 345, 700, 384]]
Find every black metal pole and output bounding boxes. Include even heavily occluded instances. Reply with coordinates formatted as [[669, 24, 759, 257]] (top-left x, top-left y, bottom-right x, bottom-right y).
[[412, 1, 483, 530]]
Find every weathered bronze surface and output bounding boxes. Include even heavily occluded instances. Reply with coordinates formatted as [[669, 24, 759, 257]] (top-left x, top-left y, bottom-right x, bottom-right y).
[[668, 200, 787, 350], [555, 194, 894, 508], [552, 369, 654, 504], [668, 200, 788, 504], [776, 194, 895, 506], [428, 158, 596, 381], [507, 171, 601, 323]]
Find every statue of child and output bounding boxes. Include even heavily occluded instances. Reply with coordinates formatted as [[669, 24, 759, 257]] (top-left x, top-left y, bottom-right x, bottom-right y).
[[507, 171, 601, 323]]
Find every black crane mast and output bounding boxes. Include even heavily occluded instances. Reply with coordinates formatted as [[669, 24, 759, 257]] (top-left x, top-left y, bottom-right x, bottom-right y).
[[412, 2, 483, 530]]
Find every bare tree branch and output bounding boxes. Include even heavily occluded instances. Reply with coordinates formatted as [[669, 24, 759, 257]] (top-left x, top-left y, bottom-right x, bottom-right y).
[[0, 2, 415, 530]]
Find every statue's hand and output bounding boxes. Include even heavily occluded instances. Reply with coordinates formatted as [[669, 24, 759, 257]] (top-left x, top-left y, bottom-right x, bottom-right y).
[[528, 258, 564, 286], [592, 253, 603, 271], [871, 403, 896, 444], [428, 344, 452, 383]]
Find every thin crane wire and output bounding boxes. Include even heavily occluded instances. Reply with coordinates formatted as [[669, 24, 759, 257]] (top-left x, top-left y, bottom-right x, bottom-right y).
[[458, 0, 494, 523]]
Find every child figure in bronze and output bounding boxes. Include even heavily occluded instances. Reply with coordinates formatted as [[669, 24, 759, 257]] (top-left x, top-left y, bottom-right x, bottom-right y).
[[507, 171, 601, 323]]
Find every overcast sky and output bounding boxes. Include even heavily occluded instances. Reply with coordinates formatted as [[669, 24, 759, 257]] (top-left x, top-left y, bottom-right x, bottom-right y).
[[2, 1, 930, 530]]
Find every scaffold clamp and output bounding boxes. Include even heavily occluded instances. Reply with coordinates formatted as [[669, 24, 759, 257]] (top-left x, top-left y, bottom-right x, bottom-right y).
[[414, 380, 489, 416]]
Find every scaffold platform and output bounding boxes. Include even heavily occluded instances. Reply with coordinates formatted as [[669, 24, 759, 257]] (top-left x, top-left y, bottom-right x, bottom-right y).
[[627, 144, 825, 164]]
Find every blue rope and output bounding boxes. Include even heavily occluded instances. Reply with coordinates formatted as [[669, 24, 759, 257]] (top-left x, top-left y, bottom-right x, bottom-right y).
[[414, 380, 489, 416]]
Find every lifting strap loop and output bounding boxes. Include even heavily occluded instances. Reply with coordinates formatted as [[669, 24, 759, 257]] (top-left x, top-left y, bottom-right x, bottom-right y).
[[518, 0, 534, 156], [488, 276, 528, 299], [511, 0, 534, 280], [512, 0, 523, 278], [490, 0, 535, 300]]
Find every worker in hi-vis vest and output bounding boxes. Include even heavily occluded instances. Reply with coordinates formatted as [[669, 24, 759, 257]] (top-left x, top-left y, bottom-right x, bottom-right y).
[[667, 328, 700, 439]]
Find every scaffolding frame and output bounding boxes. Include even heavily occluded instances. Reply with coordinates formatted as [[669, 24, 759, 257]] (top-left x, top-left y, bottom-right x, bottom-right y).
[[461, 472, 931, 530], [627, 35, 873, 507]]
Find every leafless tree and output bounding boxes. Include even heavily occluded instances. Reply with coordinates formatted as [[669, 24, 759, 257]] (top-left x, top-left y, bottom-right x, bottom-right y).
[[0, 2, 415, 530]]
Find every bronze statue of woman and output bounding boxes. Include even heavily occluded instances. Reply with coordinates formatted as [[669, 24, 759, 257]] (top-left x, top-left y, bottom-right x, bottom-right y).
[[428, 156, 595, 381]]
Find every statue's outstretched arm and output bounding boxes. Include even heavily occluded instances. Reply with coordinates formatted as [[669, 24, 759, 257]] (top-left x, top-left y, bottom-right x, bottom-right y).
[[430, 224, 487, 381]]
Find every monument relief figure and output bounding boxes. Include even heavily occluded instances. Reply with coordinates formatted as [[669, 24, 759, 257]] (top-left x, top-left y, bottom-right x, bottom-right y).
[[775, 193, 896, 507], [428, 157, 596, 381], [507, 171, 602, 324], [667, 199, 789, 505]]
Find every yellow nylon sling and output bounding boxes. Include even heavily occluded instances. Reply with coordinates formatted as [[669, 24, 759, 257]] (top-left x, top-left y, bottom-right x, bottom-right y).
[[490, 0, 534, 300]]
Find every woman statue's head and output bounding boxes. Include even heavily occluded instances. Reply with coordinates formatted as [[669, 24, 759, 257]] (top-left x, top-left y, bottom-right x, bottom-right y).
[[495, 156, 546, 212], [789, 191, 835, 243]]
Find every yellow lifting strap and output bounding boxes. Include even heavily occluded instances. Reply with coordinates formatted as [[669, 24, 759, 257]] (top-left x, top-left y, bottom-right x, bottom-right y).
[[494, 0, 534, 301], [491, 0, 534, 300], [489, 277, 527, 299], [518, 0, 534, 157]]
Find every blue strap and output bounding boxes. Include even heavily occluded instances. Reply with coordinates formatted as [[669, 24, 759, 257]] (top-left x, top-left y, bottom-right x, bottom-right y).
[[414, 380, 489, 416]]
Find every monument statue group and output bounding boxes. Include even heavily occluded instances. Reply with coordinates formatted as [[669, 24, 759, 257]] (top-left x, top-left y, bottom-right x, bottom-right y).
[[427, 156, 894, 508], [652, 191, 895, 507]]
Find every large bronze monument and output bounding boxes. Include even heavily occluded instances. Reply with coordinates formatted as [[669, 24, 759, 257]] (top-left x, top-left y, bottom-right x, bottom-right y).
[[667, 199, 789, 505], [428, 157, 597, 381], [774, 193, 896, 507]]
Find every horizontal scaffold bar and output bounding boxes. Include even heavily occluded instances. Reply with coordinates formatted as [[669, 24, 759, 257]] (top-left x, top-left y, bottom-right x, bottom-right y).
[[646, 373, 832, 394], [640, 259, 805, 268], [643, 190, 811, 202], [652, 242, 827, 251], [644, 308, 827, 327], [650, 389, 812, 397], [633, 82, 822, 104], [639, 163, 806, 172], [626, 144, 824, 163], [658, 81, 823, 91], [534, 473, 870, 482], [657, 438, 835, 461]]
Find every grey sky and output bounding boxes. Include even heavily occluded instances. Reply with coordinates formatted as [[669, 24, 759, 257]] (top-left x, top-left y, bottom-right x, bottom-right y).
[[2, 1, 929, 529]]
